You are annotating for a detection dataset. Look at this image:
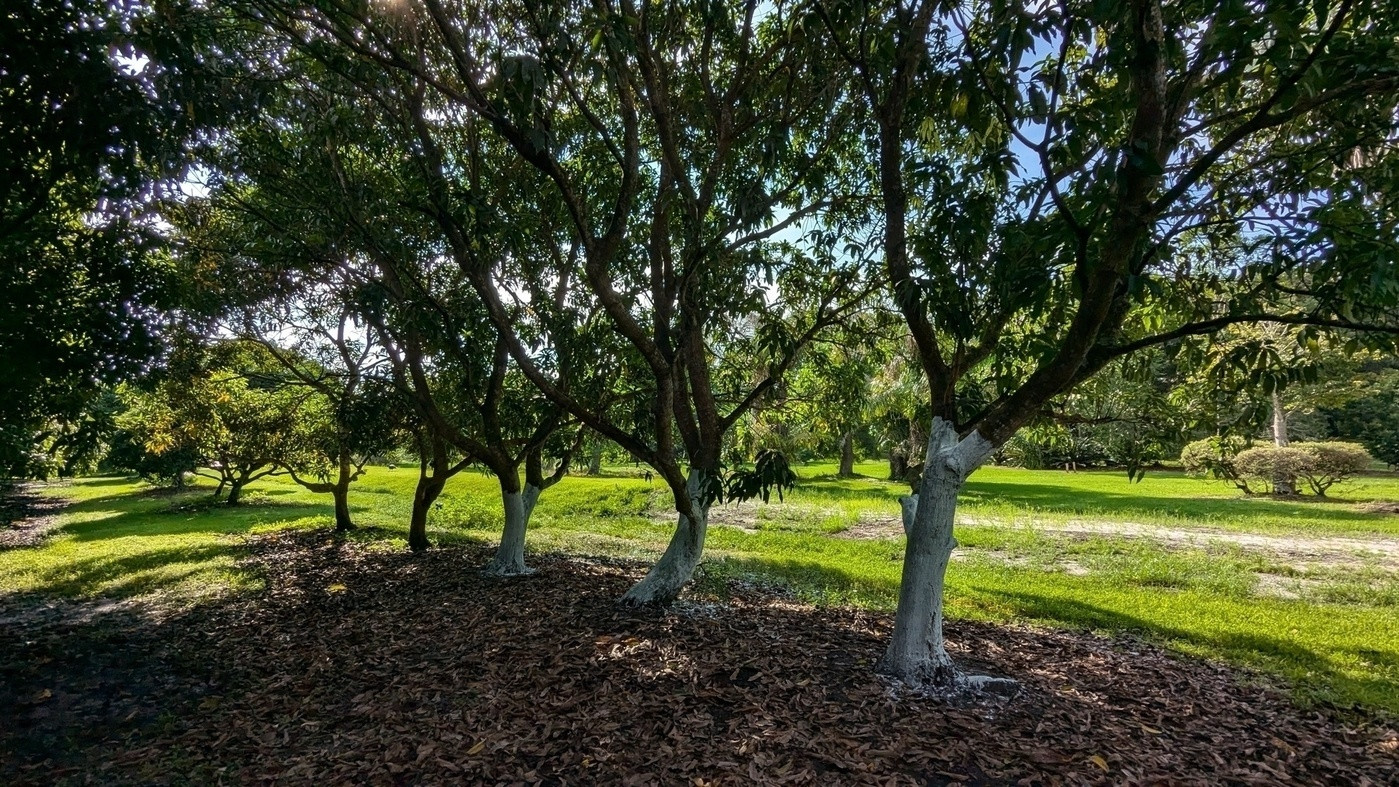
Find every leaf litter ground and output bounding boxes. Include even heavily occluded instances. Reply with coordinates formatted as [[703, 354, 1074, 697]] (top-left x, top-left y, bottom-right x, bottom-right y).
[[2, 530, 1396, 785]]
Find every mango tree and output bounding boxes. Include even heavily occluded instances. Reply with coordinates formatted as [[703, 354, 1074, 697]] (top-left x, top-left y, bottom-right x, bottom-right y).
[[818, 0, 1399, 688]]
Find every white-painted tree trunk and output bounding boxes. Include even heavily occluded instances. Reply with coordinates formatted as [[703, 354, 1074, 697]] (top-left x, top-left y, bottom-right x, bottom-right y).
[[879, 417, 997, 689], [485, 484, 541, 576], [621, 469, 711, 605], [1271, 391, 1296, 495]]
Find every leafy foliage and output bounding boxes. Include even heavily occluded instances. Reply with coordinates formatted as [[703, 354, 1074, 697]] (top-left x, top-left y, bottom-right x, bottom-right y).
[[722, 449, 800, 505], [1180, 436, 1252, 488], [0, 0, 180, 477]]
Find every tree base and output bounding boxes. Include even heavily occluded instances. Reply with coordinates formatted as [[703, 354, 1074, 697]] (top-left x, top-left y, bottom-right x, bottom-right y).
[[878, 657, 1021, 703], [482, 561, 536, 577], [885, 672, 1021, 703], [618, 580, 683, 607]]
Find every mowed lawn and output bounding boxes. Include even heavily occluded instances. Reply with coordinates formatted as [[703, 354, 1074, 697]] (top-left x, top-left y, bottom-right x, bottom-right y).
[[4, 462, 1399, 713]]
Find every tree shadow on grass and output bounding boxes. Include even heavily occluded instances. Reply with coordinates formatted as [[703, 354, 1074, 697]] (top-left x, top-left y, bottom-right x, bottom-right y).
[[979, 587, 1399, 712], [61, 476, 137, 489], [698, 553, 1399, 713], [57, 498, 330, 543], [3, 543, 255, 600], [959, 477, 1390, 526]]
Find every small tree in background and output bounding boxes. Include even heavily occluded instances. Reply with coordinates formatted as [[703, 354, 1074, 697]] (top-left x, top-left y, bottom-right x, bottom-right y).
[[1233, 446, 1312, 496], [120, 342, 315, 504], [1180, 436, 1253, 495], [1295, 442, 1372, 497]]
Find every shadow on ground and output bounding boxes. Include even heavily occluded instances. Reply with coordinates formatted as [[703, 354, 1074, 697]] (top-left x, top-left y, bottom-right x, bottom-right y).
[[1, 533, 1394, 785]]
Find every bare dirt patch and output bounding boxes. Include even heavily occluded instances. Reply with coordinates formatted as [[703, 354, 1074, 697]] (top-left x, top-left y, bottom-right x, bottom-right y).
[[839, 512, 1399, 573], [2, 531, 1396, 785]]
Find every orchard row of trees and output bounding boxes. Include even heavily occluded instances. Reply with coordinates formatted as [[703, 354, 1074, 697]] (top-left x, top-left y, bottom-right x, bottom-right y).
[[6, 0, 1399, 689]]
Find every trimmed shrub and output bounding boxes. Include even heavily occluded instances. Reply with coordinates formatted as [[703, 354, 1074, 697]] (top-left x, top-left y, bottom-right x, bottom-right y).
[[1233, 446, 1313, 495], [1295, 441, 1371, 497], [1180, 436, 1252, 493]]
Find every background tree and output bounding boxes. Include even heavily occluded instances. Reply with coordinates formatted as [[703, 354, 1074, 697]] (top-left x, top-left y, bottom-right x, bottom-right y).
[[781, 314, 893, 476], [120, 341, 314, 504], [239, 275, 402, 531], [1321, 360, 1399, 467]]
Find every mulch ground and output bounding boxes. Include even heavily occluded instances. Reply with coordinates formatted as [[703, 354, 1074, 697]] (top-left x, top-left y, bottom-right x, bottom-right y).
[[2, 530, 1397, 786]]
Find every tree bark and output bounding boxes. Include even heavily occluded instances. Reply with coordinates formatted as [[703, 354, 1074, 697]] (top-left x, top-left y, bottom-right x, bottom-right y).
[[226, 479, 244, 505], [621, 469, 711, 605], [888, 444, 908, 481], [332, 483, 353, 532], [588, 449, 602, 476], [485, 483, 540, 576], [878, 418, 996, 689], [1271, 391, 1296, 495], [839, 430, 855, 477], [409, 475, 444, 553]]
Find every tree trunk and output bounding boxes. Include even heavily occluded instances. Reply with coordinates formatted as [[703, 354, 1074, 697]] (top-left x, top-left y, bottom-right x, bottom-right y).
[[485, 483, 540, 576], [226, 479, 244, 505], [1271, 391, 1295, 495], [621, 469, 711, 605], [588, 449, 602, 476], [908, 418, 927, 467], [879, 418, 997, 690], [332, 483, 353, 532], [409, 475, 444, 553], [839, 430, 855, 478], [888, 444, 907, 481]]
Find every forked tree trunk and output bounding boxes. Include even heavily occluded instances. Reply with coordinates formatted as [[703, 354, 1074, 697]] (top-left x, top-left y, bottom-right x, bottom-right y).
[[409, 475, 445, 553], [332, 483, 353, 532], [485, 483, 541, 576], [839, 430, 855, 477], [621, 469, 711, 605], [226, 478, 245, 505], [879, 418, 996, 689], [1270, 392, 1296, 495]]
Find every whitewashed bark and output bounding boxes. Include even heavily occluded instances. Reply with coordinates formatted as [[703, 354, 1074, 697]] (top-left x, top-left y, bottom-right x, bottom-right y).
[[484, 484, 541, 576], [1271, 392, 1296, 495], [879, 417, 997, 688], [621, 469, 711, 605]]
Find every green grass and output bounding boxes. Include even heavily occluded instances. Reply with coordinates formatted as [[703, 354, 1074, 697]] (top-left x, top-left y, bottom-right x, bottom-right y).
[[4, 461, 1399, 713]]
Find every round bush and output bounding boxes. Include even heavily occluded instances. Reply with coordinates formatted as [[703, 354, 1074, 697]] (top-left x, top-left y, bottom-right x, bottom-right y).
[[1232, 446, 1312, 495], [1180, 436, 1251, 491], [1295, 441, 1371, 496]]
